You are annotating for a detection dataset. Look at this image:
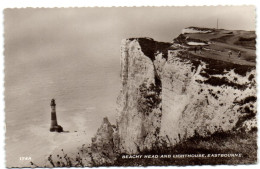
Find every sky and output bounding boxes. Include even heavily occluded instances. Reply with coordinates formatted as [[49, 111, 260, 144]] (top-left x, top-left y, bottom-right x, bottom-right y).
[[3, 6, 256, 167]]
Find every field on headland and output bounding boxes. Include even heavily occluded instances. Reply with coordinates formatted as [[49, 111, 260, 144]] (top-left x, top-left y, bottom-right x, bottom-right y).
[[175, 27, 256, 66]]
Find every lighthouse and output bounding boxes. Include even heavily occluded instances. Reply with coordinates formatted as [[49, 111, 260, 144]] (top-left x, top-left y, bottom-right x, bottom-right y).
[[50, 99, 63, 132]]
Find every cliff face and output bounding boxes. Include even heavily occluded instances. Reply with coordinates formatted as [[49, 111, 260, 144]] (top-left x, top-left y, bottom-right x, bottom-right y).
[[116, 39, 164, 153], [160, 50, 256, 145], [92, 27, 256, 158], [90, 117, 118, 165]]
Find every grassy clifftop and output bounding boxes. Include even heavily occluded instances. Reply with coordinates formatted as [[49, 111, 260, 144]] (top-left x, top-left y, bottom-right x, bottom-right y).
[[174, 27, 256, 65]]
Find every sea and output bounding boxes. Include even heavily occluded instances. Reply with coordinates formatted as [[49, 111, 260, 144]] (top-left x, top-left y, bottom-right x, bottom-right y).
[[5, 50, 121, 167]]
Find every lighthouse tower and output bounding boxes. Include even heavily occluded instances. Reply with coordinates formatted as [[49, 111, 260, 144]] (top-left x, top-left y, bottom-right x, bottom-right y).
[[50, 99, 63, 132]]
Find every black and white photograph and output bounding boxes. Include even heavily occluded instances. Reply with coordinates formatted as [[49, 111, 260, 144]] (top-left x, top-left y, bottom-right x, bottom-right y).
[[3, 6, 257, 167]]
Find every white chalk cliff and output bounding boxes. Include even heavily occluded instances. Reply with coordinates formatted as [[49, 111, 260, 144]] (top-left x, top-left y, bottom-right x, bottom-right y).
[[91, 27, 256, 160]]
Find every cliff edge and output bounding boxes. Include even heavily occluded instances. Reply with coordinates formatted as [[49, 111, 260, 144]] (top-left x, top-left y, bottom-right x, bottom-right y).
[[91, 27, 257, 165]]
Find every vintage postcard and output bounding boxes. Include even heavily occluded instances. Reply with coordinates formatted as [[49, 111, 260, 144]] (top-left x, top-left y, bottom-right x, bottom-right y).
[[4, 6, 256, 167]]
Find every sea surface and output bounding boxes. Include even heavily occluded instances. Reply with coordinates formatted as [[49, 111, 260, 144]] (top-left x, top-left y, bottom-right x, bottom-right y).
[[5, 51, 121, 167]]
